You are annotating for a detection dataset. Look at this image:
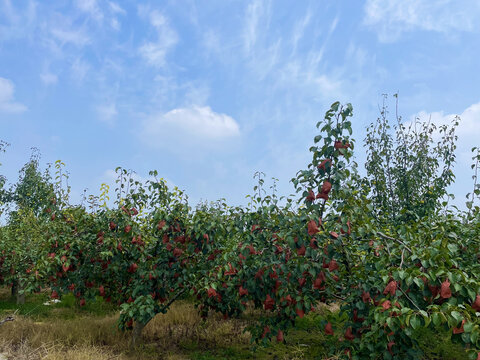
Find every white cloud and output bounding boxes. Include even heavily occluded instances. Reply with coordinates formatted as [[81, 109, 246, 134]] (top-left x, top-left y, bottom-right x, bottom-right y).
[[314, 75, 342, 96], [410, 101, 480, 170], [412, 102, 480, 139], [40, 72, 58, 85], [97, 103, 118, 125], [0, 77, 27, 113], [364, 0, 480, 42], [139, 10, 178, 67], [75, 0, 104, 22], [142, 106, 240, 150], [408, 101, 480, 208]]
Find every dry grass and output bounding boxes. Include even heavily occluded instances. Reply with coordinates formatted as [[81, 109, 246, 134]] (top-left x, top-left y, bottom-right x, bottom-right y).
[[0, 300, 255, 359], [0, 288, 343, 360], [0, 285, 467, 360], [0, 340, 129, 360], [0, 315, 128, 347], [0, 314, 131, 359], [143, 301, 251, 348]]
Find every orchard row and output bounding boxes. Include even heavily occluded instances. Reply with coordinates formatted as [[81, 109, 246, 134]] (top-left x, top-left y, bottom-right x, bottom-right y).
[[1, 102, 480, 359]]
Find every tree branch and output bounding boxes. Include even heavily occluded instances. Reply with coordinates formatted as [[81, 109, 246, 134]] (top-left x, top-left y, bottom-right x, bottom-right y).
[[398, 287, 420, 311], [0, 316, 14, 327], [399, 248, 406, 269], [377, 231, 412, 253]]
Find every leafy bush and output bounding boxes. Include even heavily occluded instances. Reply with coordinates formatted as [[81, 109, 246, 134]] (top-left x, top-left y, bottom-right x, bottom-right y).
[[1, 100, 480, 360]]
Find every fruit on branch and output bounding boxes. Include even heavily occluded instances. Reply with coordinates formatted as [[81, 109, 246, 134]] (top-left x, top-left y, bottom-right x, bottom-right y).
[[317, 159, 332, 171], [307, 220, 320, 236], [383, 280, 397, 296], [440, 279, 452, 299]]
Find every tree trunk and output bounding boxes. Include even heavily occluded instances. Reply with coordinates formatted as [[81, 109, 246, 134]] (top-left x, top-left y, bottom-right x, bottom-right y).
[[11, 279, 17, 298], [130, 321, 147, 349], [16, 280, 25, 305]]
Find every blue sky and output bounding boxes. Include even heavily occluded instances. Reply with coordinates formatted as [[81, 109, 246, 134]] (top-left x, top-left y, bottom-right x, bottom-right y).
[[0, 0, 479, 209]]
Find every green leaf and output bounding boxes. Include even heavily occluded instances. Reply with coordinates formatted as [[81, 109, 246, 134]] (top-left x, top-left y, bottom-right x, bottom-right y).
[[464, 322, 474, 333], [468, 351, 478, 360], [451, 311, 463, 324], [419, 310, 428, 318], [410, 315, 420, 330], [470, 330, 479, 344], [413, 277, 424, 289], [386, 317, 395, 330], [447, 243, 458, 253]]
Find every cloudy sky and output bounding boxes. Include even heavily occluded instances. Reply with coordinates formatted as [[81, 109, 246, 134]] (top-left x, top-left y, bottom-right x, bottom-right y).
[[0, 0, 479, 209]]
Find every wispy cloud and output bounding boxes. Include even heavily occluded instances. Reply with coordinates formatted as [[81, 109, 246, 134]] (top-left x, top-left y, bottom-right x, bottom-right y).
[[0, 77, 27, 113], [138, 9, 178, 67], [108, 1, 126, 15], [75, 0, 126, 30], [110, 17, 120, 31], [107, 1, 126, 30], [0, 0, 37, 42], [364, 0, 480, 42], [97, 103, 117, 125], [291, 9, 312, 55], [75, 0, 104, 22], [40, 72, 58, 85], [269, 13, 345, 101], [50, 26, 90, 47], [202, 29, 222, 58], [240, 1, 344, 100], [244, 0, 263, 55], [71, 58, 90, 82]]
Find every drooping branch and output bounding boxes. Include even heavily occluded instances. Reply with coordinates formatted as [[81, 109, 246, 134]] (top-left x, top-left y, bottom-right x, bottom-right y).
[[0, 315, 14, 327]]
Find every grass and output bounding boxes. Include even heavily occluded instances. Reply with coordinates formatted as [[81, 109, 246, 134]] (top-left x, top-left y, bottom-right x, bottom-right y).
[[0, 288, 469, 359]]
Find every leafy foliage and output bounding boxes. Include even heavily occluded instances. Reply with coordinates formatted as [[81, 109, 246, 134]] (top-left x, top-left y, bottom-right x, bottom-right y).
[[1, 100, 480, 359], [364, 94, 458, 224]]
